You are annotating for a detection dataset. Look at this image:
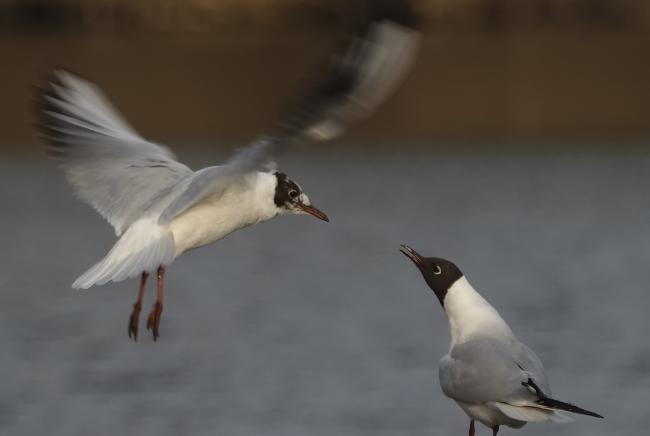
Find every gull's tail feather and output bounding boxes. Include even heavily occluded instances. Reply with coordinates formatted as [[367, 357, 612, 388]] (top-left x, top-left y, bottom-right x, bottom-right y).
[[73, 220, 175, 289], [494, 403, 574, 424]]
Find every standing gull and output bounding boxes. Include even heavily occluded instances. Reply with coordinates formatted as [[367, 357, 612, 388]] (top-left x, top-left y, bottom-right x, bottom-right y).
[[35, 0, 420, 341], [399, 245, 602, 435]]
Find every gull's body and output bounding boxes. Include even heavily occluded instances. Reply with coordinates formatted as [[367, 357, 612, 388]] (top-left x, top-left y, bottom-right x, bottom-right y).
[[439, 276, 560, 430], [37, 0, 421, 341], [72, 169, 284, 289], [168, 171, 278, 256], [400, 246, 602, 435]]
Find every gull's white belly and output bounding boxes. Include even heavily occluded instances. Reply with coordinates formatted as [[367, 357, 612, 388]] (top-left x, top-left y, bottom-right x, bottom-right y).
[[169, 191, 272, 256]]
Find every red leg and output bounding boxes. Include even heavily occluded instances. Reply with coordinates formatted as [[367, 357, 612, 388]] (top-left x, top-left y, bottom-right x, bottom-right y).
[[146, 265, 165, 341], [492, 425, 499, 436], [128, 272, 149, 341], [469, 420, 475, 436]]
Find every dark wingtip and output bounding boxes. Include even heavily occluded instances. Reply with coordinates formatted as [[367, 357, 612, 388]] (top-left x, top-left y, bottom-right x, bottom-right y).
[[368, 0, 420, 30], [32, 68, 83, 158], [523, 378, 604, 419], [540, 398, 605, 419], [572, 406, 603, 419], [267, 0, 421, 145]]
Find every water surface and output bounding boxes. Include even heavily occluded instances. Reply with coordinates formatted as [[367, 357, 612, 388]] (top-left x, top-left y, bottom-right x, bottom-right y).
[[0, 146, 647, 435]]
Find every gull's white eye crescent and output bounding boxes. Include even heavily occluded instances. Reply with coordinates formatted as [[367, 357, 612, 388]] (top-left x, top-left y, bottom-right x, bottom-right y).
[[432, 265, 442, 275]]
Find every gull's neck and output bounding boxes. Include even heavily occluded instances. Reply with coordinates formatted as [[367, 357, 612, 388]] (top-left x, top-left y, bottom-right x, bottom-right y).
[[252, 171, 282, 221], [443, 276, 513, 347]]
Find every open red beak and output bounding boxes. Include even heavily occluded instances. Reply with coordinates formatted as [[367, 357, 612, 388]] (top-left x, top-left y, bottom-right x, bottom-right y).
[[400, 244, 424, 268], [298, 203, 329, 222]]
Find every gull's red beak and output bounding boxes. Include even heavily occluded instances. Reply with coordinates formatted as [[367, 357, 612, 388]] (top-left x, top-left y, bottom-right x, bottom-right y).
[[400, 244, 424, 268], [298, 203, 329, 222]]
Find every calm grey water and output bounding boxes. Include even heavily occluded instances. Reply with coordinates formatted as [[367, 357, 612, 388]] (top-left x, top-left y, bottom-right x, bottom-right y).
[[0, 146, 648, 436]]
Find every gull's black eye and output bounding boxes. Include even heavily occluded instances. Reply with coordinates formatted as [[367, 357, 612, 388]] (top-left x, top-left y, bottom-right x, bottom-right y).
[[289, 190, 299, 199], [432, 265, 442, 275]]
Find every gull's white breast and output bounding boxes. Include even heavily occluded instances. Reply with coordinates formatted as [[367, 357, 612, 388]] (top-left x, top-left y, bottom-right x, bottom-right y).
[[169, 172, 278, 256]]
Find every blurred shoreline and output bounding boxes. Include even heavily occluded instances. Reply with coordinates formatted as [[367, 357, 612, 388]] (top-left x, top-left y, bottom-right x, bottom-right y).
[[2, 0, 650, 33], [3, 1, 650, 150], [4, 30, 650, 150]]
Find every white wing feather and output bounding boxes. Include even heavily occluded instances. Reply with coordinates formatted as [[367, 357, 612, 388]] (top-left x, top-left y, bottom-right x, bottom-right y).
[[38, 71, 192, 236]]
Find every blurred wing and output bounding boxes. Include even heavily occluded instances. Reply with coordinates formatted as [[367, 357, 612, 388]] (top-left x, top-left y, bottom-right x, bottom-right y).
[[159, 0, 420, 223], [37, 71, 192, 235], [302, 5, 420, 141]]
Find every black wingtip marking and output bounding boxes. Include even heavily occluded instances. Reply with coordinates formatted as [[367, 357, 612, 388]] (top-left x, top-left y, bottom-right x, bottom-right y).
[[537, 396, 604, 419], [32, 81, 58, 151], [367, 0, 420, 30], [278, 0, 419, 138], [522, 378, 604, 419], [32, 69, 92, 158]]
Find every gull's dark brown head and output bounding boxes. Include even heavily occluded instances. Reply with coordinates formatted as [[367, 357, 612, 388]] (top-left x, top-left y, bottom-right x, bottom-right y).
[[400, 245, 463, 305]]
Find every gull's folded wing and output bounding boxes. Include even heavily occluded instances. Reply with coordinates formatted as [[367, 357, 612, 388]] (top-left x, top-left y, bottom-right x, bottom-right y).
[[37, 71, 192, 235], [439, 337, 552, 405], [159, 0, 421, 224]]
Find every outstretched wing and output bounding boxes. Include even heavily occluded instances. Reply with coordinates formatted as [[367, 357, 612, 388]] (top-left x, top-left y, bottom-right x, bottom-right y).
[[159, 0, 421, 223], [37, 70, 192, 236], [299, 0, 420, 141]]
